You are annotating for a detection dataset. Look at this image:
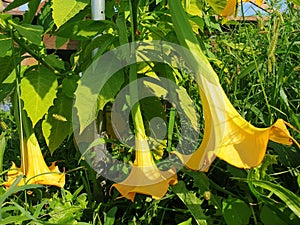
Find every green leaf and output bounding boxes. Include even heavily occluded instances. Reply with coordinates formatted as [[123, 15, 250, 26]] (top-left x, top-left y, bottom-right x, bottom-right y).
[[0, 134, 6, 173], [32, 200, 48, 218], [288, 0, 300, 6], [104, 207, 118, 225], [0, 176, 43, 219], [169, 0, 219, 84], [97, 70, 125, 111], [57, 20, 111, 40], [42, 92, 73, 154], [238, 61, 257, 79], [173, 181, 207, 225], [23, 0, 41, 24], [0, 34, 12, 57], [51, 0, 89, 29], [183, 169, 210, 193], [0, 215, 29, 225], [222, 197, 251, 225], [178, 218, 193, 225], [44, 55, 65, 70], [83, 34, 117, 60], [206, 0, 228, 14], [37, 1, 55, 33], [279, 87, 289, 108], [0, 57, 14, 84], [42, 76, 77, 153], [20, 66, 58, 126], [260, 205, 288, 225], [10, 21, 43, 46], [62, 75, 79, 98], [48, 191, 88, 223], [185, 0, 202, 16], [143, 78, 199, 131], [269, 142, 300, 170], [3, 0, 29, 12], [251, 180, 300, 218], [55, 36, 68, 49], [12, 202, 39, 223]]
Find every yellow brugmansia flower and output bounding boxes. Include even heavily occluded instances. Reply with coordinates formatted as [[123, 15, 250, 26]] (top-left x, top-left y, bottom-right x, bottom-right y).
[[220, 0, 237, 16], [174, 75, 300, 171], [220, 0, 264, 17], [2, 133, 65, 188], [111, 138, 177, 201]]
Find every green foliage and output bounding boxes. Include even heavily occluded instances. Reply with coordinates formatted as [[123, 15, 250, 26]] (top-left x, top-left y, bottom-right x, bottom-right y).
[[173, 181, 207, 225], [42, 91, 73, 154], [9, 21, 43, 46], [0, 0, 299, 224], [51, 0, 90, 29], [251, 180, 300, 218], [0, 34, 12, 57], [20, 66, 58, 126], [0, 57, 14, 84], [222, 197, 251, 225], [47, 189, 88, 224], [289, 0, 300, 6]]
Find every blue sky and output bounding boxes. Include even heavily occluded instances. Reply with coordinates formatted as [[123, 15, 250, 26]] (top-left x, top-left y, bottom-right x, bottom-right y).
[[239, 1, 288, 16]]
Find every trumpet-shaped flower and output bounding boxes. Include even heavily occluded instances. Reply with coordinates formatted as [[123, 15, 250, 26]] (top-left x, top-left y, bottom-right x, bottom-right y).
[[220, 0, 237, 16], [2, 133, 65, 188], [174, 75, 299, 171], [112, 138, 178, 201], [216, 0, 264, 17]]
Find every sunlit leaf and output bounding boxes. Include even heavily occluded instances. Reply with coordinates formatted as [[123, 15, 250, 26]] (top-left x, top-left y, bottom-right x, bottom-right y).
[[20, 66, 58, 126], [0, 215, 29, 224], [56, 20, 111, 40], [104, 207, 118, 225], [10, 21, 43, 46], [251, 180, 300, 218], [178, 218, 193, 225], [185, 0, 203, 16], [206, 0, 228, 14], [288, 0, 300, 6], [173, 181, 207, 225], [51, 0, 89, 29], [48, 191, 88, 224]]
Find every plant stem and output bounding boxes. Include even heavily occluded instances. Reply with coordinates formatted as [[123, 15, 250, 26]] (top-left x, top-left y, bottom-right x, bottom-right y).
[[128, 0, 147, 141], [10, 30, 61, 75], [0, 18, 60, 75]]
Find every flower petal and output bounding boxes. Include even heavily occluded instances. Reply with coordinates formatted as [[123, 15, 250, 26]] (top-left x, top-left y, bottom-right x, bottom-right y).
[[174, 76, 299, 170], [2, 134, 65, 188], [112, 139, 177, 201], [220, 0, 237, 17], [112, 165, 177, 201]]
